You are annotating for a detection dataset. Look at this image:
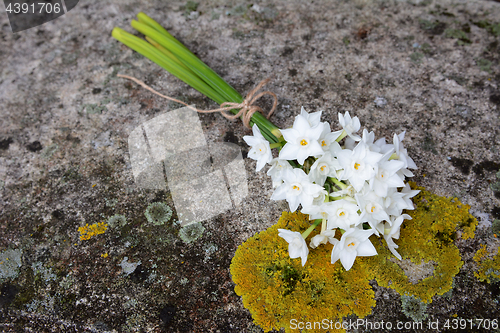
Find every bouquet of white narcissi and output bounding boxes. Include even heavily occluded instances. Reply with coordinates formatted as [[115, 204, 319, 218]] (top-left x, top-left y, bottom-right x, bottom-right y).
[[243, 108, 419, 271]]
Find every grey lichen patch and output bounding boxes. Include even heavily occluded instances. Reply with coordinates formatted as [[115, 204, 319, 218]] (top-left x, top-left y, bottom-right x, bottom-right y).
[[105, 198, 118, 208], [490, 170, 500, 192], [41, 144, 58, 159], [410, 51, 424, 64], [31, 262, 57, 283], [473, 20, 500, 36], [401, 294, 428, 322], [0, 249, 23, 280], [119, 257, 141, 276], [123, 297, 138, 309], [392, 258, 436, 284], [477, 58, 492, 73], [26, 295, 55, 313], [107, 214, 127, 228], [445, 28, 472, 45], [81, 103, 108, 115], [59, 275, 76, 290], [492, 219, 500, 236], [144, 202, 173, 226], [203, 242, 218, 263], [179, 222, 205, 244], [123, 313, 147, 333]]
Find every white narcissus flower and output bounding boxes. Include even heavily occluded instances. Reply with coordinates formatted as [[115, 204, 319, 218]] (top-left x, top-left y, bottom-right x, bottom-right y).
[[369, 150, 405, 197], [310, 188, 329, 207], [401, 182, 420, 210], [242, 124, 272, 172], [330, 227, 377, 271], [278, 229, 309, 266], [301, 201, 334, 221], [393, 132, 418, 177], [373, 136, 394, 154], [360, 129, 380, 153], [271, 168, 324, 212], [338, 111, 361, 141], [356, 188, 390, 233], [326, 199, 362, 230], [318, 123, 343, 155], [384, 183, 419, 217], [337, 142, 383, 192], [308, 152, 341, 186], [381, 214, 411, 260], [310, 229, 336, 249], [267, 159, 293, 188], [279, 113, 324, 165], [384, 188, 407, 217], [299, 106, 323, 127]]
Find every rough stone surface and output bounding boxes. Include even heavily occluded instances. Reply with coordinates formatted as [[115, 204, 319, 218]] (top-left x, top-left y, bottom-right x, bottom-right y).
[[0, 0, 499, 332]]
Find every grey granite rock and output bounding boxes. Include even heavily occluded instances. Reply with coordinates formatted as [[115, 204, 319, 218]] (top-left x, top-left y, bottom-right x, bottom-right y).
[[0, 0, 499, 332]]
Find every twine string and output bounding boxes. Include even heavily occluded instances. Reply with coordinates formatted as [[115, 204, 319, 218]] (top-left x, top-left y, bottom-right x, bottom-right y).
[[117, 74, 277, 129]]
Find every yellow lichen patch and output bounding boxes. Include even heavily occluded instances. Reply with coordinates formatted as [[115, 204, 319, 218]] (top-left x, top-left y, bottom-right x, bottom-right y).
[[230, 212, 375, 333], [78, 222, 108, 241], [473, 244, 500, 283], [231, 185, 479, 332], [365, 184, 476, 303]]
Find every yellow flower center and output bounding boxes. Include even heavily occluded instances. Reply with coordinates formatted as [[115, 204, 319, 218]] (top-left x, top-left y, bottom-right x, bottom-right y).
[[371, 206, 375, 213], [339, 211, 345, 217], [321, 140, 327, 146], [354, 162, 361, 170], [293, 185, 300, 191], [300, 139, 308, 146], [348, 242, 356, 247], [320, 165, 326, 172]]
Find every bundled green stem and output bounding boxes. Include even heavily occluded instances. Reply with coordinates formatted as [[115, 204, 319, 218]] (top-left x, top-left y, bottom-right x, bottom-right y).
[[112, 12, 281, 143]]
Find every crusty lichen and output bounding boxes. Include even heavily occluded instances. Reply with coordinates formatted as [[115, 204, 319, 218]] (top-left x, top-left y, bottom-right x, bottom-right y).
[[231, 211, 375, 333], [367, 183, 474, 303], [401, 294, 428, 322], [78, 222, 108, 241], [179, 222, 205, 244], [144, 202, 172, 226], [230, 185, 478, 332], [473, 244, 500, 283]]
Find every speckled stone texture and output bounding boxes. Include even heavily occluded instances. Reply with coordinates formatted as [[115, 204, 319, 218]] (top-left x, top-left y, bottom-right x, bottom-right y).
[[0, 0, 499, 332]]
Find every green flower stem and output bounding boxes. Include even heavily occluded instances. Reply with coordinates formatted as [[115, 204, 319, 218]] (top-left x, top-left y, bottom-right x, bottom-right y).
[[328, 177, 348, 190], [136, 12, 191, 52], [131, 19, 241, 104], [302, 219, 322, 239], [113, 28, 278, 142], [113, 13, 282, 144], [389, 153, 398, 160], [335, 129, 347, 142], [269, 142, 284, 149], [145, 36, 193, 73], [111, 28, 225, 103]]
